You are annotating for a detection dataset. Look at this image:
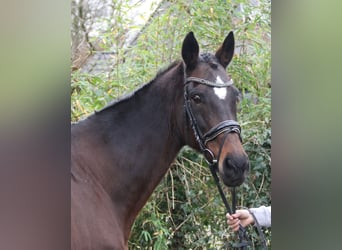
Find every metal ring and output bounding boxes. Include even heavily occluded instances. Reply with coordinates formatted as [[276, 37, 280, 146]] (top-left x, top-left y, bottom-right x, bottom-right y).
[[203, 148, 217, 164]]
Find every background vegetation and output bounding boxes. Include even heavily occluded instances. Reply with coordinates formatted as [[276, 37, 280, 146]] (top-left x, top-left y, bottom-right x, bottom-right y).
[[71, 0, 271, 249]]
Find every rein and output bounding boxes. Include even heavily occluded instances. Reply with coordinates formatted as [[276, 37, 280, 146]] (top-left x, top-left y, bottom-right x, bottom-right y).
[[184, 76, 267, 250]]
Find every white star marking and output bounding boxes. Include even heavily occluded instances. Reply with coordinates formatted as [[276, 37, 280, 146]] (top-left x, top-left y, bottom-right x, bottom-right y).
[[213, 76, 227, 99]]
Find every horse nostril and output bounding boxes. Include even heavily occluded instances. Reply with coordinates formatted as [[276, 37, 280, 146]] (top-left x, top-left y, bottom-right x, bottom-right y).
[[220, 156, 249, 187], [225, 158, 237, 170]]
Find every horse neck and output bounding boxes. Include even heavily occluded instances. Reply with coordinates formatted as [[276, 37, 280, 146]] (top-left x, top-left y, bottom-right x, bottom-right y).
[[74, 62, 187, 236]]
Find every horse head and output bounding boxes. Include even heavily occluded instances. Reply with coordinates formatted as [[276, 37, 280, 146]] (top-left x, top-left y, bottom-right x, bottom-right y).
[[182, 32, 249, 187]]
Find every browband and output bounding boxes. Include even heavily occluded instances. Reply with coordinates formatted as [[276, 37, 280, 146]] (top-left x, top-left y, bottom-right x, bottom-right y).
[[185, 76, 233, 88]]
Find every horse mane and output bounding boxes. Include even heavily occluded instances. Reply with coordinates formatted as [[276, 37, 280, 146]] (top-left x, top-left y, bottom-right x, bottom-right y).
[[95, 60, 182, 114], [155, 60, 182, 78], [75, 54, 215, 121]]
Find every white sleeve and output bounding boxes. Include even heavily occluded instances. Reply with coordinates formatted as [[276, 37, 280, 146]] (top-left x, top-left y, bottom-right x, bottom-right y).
[[249, 206, 271, 227]]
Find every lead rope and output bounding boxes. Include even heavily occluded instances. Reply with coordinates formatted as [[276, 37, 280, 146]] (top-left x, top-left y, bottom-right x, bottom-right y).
[[207, 132, 265, 250], [208, 162, 250, 250], [208, 162, 268, 249]]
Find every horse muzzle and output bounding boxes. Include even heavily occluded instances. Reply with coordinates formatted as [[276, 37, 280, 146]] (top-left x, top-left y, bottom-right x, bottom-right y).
[[220, 154, 249, 187]]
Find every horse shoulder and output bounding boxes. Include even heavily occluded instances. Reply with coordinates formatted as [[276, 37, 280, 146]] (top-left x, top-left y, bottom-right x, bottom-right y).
[[71, 174, 127, 250]]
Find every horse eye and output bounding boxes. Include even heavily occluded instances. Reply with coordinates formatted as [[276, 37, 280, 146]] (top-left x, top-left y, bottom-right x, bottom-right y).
[[192, 94, 202, 104]]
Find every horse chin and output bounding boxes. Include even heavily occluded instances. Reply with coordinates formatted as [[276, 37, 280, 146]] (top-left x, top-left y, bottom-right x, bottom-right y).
[[219, 172, 246, 187]]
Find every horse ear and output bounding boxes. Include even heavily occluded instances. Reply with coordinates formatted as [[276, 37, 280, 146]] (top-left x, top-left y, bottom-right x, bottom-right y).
[[182, 32, 199, 70], [215, 31, 235, 69]]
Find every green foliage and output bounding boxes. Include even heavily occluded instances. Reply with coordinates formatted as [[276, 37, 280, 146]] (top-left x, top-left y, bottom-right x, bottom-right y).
[[72, 0, 271, 248]]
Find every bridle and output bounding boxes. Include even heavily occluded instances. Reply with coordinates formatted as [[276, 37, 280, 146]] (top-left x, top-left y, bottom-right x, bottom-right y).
[[184, 76, 241, 165], [184, 76, 267, 250]]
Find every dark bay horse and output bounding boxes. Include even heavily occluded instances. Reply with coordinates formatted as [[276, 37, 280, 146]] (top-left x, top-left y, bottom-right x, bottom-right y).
[[71, 32, 249, 249]]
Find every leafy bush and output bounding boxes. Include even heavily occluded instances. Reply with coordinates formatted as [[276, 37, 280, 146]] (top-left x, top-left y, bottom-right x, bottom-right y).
[[71, 0, 271, 248]]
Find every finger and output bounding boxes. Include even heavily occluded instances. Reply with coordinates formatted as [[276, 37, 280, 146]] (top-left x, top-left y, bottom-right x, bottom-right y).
[[228, 220, 240, 231], [226, 214, 237, 222], [226, 213, 234, 220], [232, 220, 240, 228], [227, 218, 239, 225], [228, 224, 239, 232], [227, 212, 241, 219]]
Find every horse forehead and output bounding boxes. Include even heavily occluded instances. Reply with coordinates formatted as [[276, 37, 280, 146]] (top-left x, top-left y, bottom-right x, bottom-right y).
[[211, 77, 226, 100], [199, 52, 217, 63], [191, 69, 232, 100]]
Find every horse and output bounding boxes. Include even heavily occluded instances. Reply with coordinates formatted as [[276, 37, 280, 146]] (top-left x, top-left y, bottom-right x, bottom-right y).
[[71, 31, 249, 249]]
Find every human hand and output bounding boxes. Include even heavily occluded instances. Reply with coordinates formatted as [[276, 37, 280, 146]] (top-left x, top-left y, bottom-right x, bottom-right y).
[[226, 209, 254, 232]]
